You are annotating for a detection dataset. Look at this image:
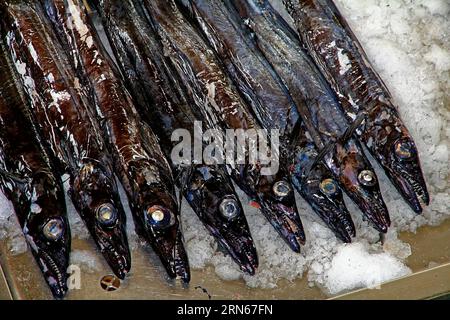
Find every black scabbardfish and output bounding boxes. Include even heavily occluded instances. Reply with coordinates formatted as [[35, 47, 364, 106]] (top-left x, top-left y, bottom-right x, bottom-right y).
[[40, 0, 190, 282], [91, 0, 258, 275], [0, 0, 131, 279], [234, 0, 390, 233], [283, 0, 429, 213], [178, 0, 355, 242], [143, 0, 306, 252], [0, 40, 70, 299]]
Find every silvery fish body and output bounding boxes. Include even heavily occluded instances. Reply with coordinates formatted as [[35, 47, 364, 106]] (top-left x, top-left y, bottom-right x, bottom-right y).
[[234, 0, 391, 232], [283, 0, 429, 213], [143, 0, 306, 252], [179, 0, 355, 242], [92, 0, 258, 275], [0, 39, 70, 299], [0, 0, 131, 280], [40, 0, 189, 281]]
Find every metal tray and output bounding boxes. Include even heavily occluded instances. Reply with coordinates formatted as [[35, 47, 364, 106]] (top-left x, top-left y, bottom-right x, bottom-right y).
[[1, 219, 449, 300]]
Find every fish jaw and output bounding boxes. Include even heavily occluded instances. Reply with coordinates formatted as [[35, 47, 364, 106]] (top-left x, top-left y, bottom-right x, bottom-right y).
[[330, 140, 391, 233], [131, 181, 190, 283], [23, 174, 71, 299], [290, 154, 355, 243], [253, 167, 306, 252], [385, 136, 429, 213], [184, 165, 258, 275], [363, 113, 430, 213], [24, 220, 70, 299], [142, 209, 190, 283], [71, 159, 131, 279]]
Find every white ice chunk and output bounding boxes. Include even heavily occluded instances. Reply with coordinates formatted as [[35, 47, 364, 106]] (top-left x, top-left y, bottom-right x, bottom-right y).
[[324, 243, 411, 294]]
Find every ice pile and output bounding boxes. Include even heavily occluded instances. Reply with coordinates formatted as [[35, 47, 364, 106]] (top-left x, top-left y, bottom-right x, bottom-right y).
[[0, 0, 448, 297]]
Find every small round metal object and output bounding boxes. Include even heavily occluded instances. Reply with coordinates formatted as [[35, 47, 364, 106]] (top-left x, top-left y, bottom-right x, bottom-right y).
[[394, 139, 413, 160], [145, 206, 174, 230], [96, 203, 118, 227], [219, 198, 239, 220], [100, 275, 120, 292], [358, 170, 377, 187], [42, 218, 64, 241], [319, 178, 338, 196], [273, 181, 291, 197]]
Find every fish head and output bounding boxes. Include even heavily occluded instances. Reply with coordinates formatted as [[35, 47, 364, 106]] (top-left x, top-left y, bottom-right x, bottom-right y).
[[387, 135, 429, 212], [129, 160, 190, 283], [290, 152, 355, 242], [184, 165, 258, 275], [332, 140, 390, 233], [24, 172, 70, 299], [71, 159, 131, 279], [364, 104, 429, 213], [244, 163, 305, 252], [139, 189, 190, 283], [379, 127, 429, 213]]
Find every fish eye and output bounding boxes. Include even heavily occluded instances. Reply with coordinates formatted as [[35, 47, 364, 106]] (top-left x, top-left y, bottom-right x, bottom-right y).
[[42, 218, 65, 241], [319, 178, 339, 196], [219, 197, 239, 220], [145, 205, 175, 230], [358, 170, 377, 187], [273, 181, 292, 197], [96, 203, 118, 228], [394, 139, 415, 160]]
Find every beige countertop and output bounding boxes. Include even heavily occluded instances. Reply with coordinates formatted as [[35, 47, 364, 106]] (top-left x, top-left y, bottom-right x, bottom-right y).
[[1, 219, 449, 300]]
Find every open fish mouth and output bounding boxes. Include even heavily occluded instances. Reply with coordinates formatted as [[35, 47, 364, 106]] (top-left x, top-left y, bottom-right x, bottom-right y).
[[258, 176, 306, 252], [95, 230, 131, 279], [71, 160, 132, 279], [185, 167, 259, 274], [390, 169, 430, 214], [306, 194, 355, 243], [356, 194, 391, 233], [209, 219, 259, 275], [36, 248, 69, 299], [264, 201, 306, 252], [291, 162, 355, 243], [138, 203, 190, 283]]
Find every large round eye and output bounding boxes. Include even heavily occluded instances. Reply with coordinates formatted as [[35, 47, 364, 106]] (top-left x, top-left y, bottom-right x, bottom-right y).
[[358, 170, 377, 187], [42, 218, 64, 241], [145, 205, 175, 230], [219, 197, 240, 220], [273, 181, 292, 197], [394, 139, 415, 160], [319, 178, 338, 196], [96, 203, 118, 228]]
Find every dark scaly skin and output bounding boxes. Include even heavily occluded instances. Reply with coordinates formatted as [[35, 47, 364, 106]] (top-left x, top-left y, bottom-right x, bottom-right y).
[[143, 0, 306, 252], [179, 0, 355, 242], [40, 0, 189, 282], [234, 0, 391, 232], [283, 0, 429, 213], [90, 0, 258, 275], [0, 0, 131, 279], [0, 41, 70, 299]]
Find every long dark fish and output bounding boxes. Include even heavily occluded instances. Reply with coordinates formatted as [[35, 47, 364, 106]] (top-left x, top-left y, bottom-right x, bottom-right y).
[[0, 0, 131, 279], [91, 0, 258, 274], [283, 0, 429, 213], [178, 0, 355, 242], [0, 41, 70, 299], [40, 0, 190, 282], [234, 0, 390, 232], [143, 0, 306, 252]]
